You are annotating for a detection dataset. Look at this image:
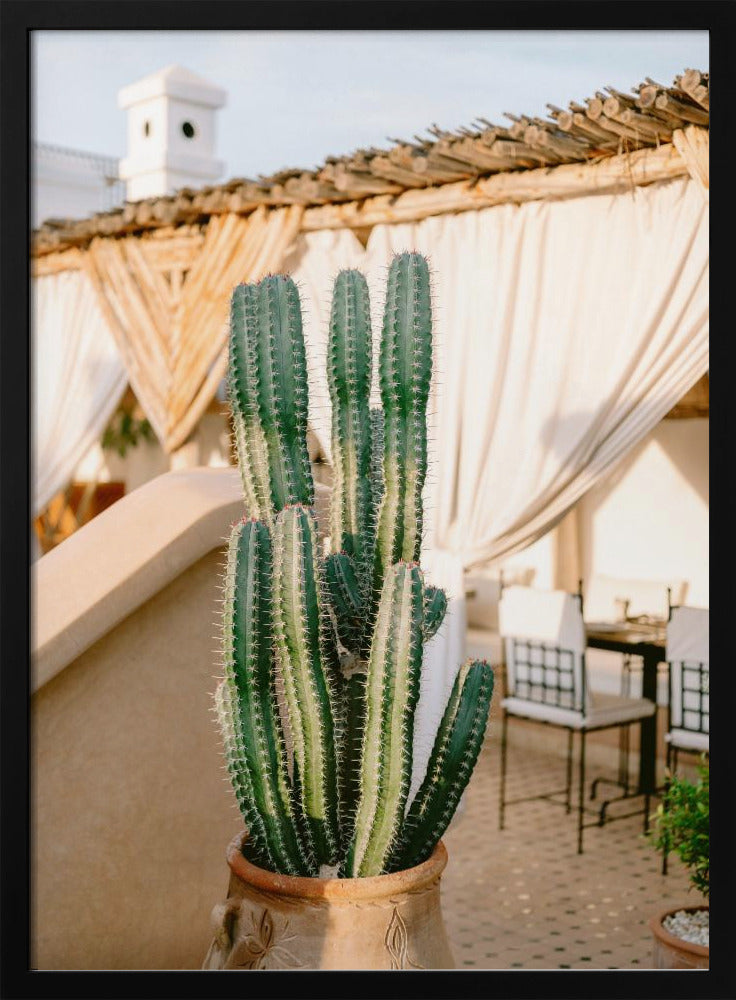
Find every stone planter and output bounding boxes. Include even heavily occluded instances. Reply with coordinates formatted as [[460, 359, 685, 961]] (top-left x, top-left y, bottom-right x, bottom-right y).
[[203, 830, 455, 970], [649, 905, 709, 969]]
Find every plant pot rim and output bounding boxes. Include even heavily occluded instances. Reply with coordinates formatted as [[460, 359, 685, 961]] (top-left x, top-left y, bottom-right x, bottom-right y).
[[649, 904, 709, 957], [226, 830, 448, 902]]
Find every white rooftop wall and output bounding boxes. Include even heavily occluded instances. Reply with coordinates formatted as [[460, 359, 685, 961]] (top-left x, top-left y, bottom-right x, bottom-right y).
[[33, 143, 125, 228]]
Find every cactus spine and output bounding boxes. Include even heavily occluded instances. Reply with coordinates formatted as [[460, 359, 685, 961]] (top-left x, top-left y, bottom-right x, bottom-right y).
[[215, 254, 495, 879]]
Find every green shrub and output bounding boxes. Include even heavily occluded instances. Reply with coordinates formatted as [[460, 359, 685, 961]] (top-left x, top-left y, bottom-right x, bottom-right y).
[[101, 403, 155, 457], [651, 756, 709, 899]]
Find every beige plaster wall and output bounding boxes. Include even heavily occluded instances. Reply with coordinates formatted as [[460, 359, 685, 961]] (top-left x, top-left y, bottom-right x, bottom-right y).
[[32, 547, 239, 970], [32, 467, 331, 970], [578, 419, 709, 607]]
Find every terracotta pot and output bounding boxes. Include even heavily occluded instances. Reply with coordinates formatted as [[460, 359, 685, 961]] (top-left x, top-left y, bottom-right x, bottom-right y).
[[649, 905, 709, 969], [203, 831, 455, 970]]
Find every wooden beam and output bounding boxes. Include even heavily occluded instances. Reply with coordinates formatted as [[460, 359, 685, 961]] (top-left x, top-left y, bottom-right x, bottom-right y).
[[301, 141, 690, 232], [664, 373, 709, 419]]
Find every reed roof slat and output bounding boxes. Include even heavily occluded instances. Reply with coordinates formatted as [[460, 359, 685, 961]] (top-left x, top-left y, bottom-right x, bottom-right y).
[[32, 68, 708, 256]]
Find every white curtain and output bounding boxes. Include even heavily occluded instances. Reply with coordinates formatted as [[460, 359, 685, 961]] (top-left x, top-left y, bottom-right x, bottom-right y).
[[362, 175, 708, 571], [33, 269, 128, 516], [265, 176, 709, 793]]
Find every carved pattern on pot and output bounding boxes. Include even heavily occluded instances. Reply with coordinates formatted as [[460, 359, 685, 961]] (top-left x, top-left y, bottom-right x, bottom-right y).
[[385, 905, 424, 970], [233, 908, 303, 970]]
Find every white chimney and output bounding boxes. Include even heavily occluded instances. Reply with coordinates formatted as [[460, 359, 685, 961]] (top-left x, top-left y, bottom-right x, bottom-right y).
[[118, 64, 226, 201]]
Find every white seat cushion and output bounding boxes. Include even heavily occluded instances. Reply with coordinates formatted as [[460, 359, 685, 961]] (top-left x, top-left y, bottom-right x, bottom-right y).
[[666, 728, 709, 753], [585, 693, 656, 730], [502, 691, 655, 731], [502, 697, 582, 728]]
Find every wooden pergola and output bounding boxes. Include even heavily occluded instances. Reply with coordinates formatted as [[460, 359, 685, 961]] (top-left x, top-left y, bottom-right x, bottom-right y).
[[32, 69, 709, 455]]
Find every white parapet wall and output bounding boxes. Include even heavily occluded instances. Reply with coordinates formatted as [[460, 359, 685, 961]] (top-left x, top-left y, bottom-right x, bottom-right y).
[[31, 467, 329, 970]]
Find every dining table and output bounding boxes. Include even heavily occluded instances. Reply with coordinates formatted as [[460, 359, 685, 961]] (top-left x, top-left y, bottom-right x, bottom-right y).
[[585, 618, 667, 796]]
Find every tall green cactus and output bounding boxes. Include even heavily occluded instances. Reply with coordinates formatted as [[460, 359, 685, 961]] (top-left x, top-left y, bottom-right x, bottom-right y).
[[215, 254, 495, 878]]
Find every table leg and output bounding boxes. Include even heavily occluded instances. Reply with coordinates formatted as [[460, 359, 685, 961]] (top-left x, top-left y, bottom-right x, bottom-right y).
[[638, 650, 660, 794]]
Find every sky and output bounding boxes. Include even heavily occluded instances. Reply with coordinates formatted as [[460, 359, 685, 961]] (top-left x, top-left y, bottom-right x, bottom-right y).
[[33, 30, 708, 181]]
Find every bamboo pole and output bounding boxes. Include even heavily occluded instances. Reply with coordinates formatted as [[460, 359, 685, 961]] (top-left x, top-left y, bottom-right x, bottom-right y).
[[95, 241, 170, 385], [81, 249, 169, 441], [167, 214, 257, 417], [167, 206, 302, 434], [672, 127, 709, 197]]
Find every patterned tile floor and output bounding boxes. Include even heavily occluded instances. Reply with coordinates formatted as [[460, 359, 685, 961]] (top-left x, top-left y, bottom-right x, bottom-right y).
[[440, 720, 705, 969]]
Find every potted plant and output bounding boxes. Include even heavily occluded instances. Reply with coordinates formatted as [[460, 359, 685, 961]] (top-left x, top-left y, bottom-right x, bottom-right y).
[[649, 756, 709, 969], [203, 253, 494, 971]]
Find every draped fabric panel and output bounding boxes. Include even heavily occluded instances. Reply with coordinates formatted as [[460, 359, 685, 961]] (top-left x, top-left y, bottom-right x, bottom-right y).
[[33, 269, 128, 515], [82, 205, 304, 453], [362, 176, 708, 570]]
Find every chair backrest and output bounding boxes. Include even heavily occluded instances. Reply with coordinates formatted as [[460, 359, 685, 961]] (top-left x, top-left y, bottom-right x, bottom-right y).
[[666, 606, 709, 736], [498, 585, 589, 713], [584, 574, 688, 623]]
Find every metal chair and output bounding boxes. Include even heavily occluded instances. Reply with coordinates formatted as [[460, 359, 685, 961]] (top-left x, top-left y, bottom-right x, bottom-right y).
[[661, 605, 709, 874], [583, 575, 687, 798], [497, 585, 656, 854]]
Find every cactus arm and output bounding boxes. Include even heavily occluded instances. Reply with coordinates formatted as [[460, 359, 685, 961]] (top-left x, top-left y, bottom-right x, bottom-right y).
[[229, 276, 314, 521], [272, 505, 341, 865], [228, 285, 272, 520], [346, 562, 424, 876], [392, 660, 494, 871], [214, 679, 273, 870], [370, 253, 433, 602], [423, 585, 447, 642], [327, 270, 373, 571], [254, 276, 315, 512], [217, 519, 315, 875]]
